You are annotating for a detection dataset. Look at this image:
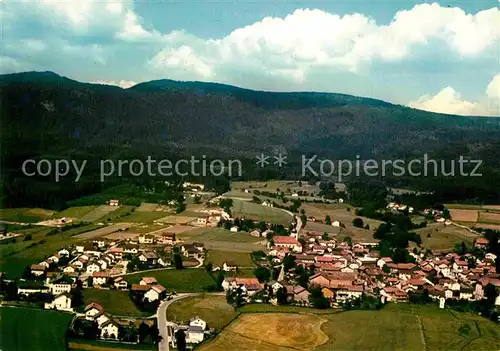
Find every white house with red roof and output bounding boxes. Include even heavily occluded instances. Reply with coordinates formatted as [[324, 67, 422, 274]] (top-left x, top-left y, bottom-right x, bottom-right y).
[[271, 236, 302, 253]]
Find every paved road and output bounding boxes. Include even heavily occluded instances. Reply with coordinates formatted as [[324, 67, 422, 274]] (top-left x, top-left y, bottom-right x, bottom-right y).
[[156, 292, 224, 351]]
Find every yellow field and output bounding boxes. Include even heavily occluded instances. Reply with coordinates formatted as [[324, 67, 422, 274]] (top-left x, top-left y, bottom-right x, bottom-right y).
[[415, 224, 476, 250], [199, 313, 328, 351], [199, 304, 500, 351]]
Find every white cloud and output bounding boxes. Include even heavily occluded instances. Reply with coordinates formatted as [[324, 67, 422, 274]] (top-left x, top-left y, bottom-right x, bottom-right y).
[[149, 4, 500, 80], [408, 87, 484, 115], [408, 74, 500, 116], [486, 74, 500, 99], [92, 80, 136, 89]]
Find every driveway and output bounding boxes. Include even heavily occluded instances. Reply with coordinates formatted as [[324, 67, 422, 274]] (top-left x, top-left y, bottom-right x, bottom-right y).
[[156, 292, 224, 351]]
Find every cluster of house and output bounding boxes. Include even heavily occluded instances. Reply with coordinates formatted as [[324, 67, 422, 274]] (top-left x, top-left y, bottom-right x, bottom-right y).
[[387, 202, 415, 214], [130, 276, 167, 303], [18, 232, 208, 313], [222, 229, 499, 309], [168, 316, 209, 347], [423, 208, 451, 224]]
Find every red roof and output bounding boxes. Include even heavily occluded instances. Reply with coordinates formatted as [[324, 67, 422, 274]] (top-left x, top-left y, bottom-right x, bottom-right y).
[[274, 236, 300, 245]]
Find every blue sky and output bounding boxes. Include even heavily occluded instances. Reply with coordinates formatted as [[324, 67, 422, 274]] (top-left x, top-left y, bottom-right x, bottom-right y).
[[1, 0, 499, 116]]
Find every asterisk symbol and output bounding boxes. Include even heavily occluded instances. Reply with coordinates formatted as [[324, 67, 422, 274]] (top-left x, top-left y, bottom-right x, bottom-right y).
[[255, 153, 270, 167], [273, 153, 287, 167]]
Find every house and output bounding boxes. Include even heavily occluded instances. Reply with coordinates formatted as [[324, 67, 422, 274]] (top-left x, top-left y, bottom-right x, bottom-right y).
[[58, 248, 70, 256], [63, 265, 77, 273], [222, 278, 262, 297], [131, 285, 150, 295], [123, 244, 139, 254], [272, 236, 302, 253], [108, 199, 119, 206], [186, 325, 205, 344], [158, 233, 176, 245], [48, 253, 61, 264], [249, 229, 261, 237], [182, 244, 199, 258], [223, 261, 237, 272], [196, 216, 209, 227], [190, 316, 207, 330], [140, 277, 158, 285], [230, 226, 238, 232], [138, 251, 158, 265], [95, 312, 111, 327], [475, 237, 489, 249], [322, 287, 335, 300], [113, 277, 129, 290], [144, 284, 166, 302], [292, 286, 311, 305], [50, 276, 73, 295], [30, 264, 46, 276], [100, 320, 119, 340], [139, 234, 155, 244], [85, 302, 105, 320], [158, 257, 172, 267], [17, 282, 50, 296], [86, 262, 101, 274], [92, 272, 109, 286], [332, 220, 341, 227], [44, 292, 73, 312]]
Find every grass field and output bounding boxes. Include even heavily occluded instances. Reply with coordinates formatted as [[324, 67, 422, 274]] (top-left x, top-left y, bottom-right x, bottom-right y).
[[179, 227, 262, 244], [126, 268, 215, 292], [83, 289, 149, 317], [68, 339, 157, 350], [231, 199, 292, 225], [415, 224, 476, 251], [53, 206, 97, 220], [0, 208, 55, 223], [166, 296, 237, 329], [446, 204, 500, 210], [0, 307, 73, 351], [154, 215, 198, 224], [94, 206, 136, 222], [74, 223, 133, 239], [205, 250, 255, 268], [112, 211, 169, 223], [80, 205, 122, 222], [0, 225, 89, 277], [200, 304, 500, 351]]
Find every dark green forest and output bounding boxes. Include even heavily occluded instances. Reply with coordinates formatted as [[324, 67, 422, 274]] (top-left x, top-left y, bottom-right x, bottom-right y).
[[1, 71, 500, 209]]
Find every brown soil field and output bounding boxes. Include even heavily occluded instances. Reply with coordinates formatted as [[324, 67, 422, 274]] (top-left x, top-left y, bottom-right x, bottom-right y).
[[475, 223, 500, 230], [449, 209, 479, 222], [478, 211, 500, 224], [199, 313, 328, 351]]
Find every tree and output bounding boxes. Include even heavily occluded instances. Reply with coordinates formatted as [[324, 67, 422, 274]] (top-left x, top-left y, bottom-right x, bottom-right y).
[[309, 287, 330, 309], [322, 232, 330, 240], [254, 267, 271, 283], [282, 254, 296, 271], [174, 254, 184, 270], [325, 215, 332, 225], [352, 217, 364, 228], [138, 322, 151, 343], [205, 261, 213, 273], [175, 329, 187, 351], [276, 287, 288, 305], [71, 288, 84, 307], [343, 236, 352, 246]]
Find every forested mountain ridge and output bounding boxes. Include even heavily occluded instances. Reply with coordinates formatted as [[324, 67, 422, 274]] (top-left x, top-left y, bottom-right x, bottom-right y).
[[1, 71, 500, 208]]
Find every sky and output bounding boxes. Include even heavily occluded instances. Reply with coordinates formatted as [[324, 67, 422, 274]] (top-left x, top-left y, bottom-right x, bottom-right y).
[[1, 0, 499, 116]]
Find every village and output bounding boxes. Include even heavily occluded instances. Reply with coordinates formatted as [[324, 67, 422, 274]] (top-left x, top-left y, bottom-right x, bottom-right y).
[[0, 181, 499, 350]]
